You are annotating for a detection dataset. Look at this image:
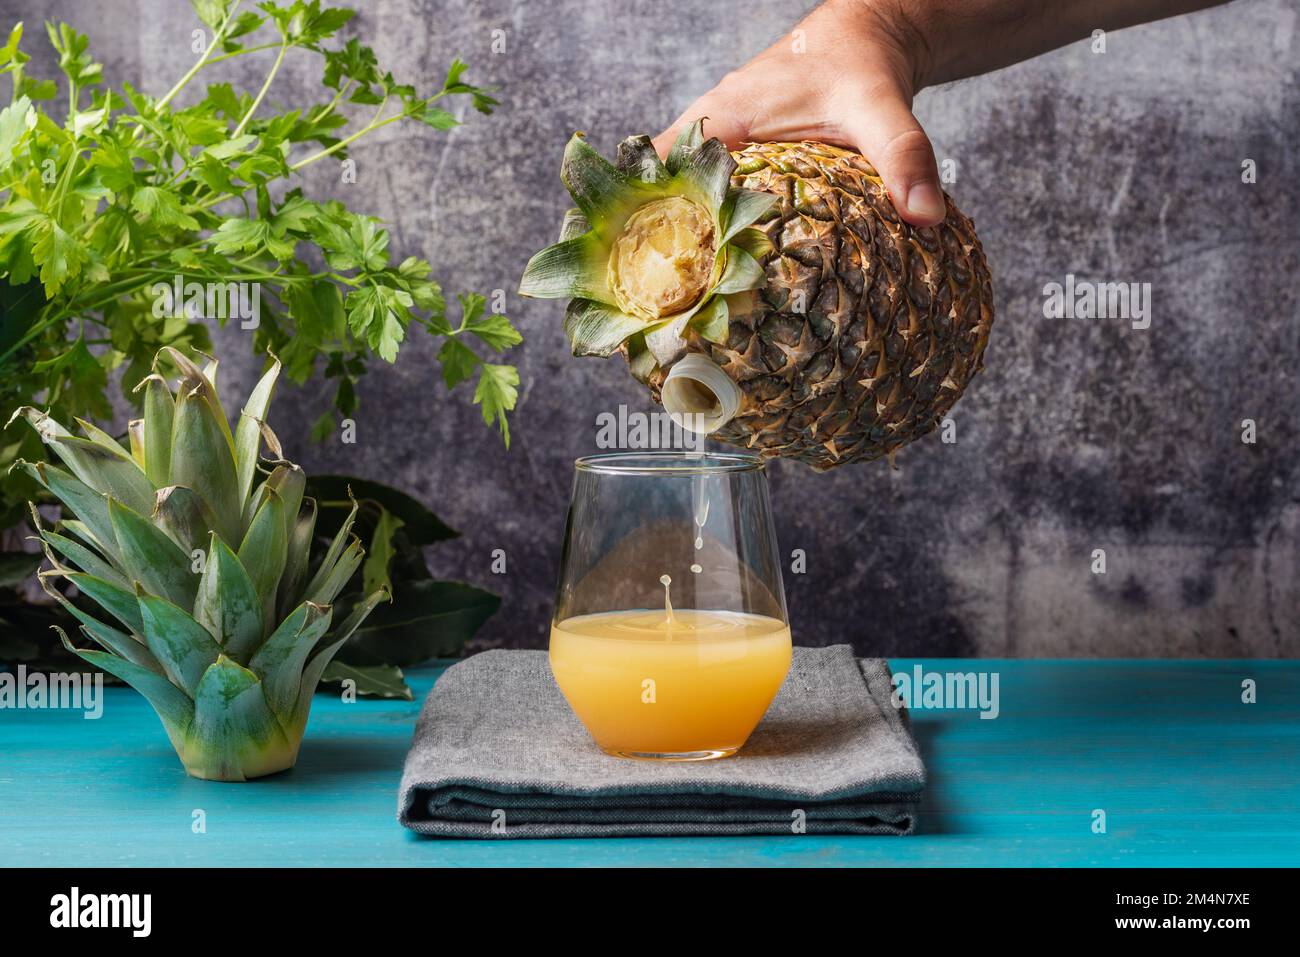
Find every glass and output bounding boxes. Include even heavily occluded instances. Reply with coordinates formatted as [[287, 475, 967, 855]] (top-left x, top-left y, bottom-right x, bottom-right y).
[[550, 451, 792, 760]]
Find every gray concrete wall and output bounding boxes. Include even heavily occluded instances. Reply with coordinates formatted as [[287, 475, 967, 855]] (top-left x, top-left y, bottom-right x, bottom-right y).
[[7, 0, 1298, 656]]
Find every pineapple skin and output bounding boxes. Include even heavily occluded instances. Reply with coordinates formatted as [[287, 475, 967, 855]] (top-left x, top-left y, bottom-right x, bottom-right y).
[[646, 141, 995, 470]]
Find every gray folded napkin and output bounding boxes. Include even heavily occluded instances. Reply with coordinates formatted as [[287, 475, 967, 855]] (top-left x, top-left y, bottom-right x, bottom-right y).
[[397, 644, 925, 838]]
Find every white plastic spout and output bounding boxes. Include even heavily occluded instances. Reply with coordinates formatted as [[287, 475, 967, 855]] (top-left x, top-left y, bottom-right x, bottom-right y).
[[661, 353, 741, 435]]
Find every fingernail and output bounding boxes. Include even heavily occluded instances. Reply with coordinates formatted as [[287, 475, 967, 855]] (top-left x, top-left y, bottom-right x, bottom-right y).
[[905, 182, 946, 223]]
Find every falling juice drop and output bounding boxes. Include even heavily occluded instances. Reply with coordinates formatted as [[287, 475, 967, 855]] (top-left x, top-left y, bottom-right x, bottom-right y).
[[692, 475, 710, 530], [659, 574, 674, 628]]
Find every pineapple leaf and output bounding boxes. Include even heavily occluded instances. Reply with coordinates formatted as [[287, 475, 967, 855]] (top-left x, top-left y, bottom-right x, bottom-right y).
[[560, 132, 635, 227], [156, 348, 234, 451], [73, 417, 133, 457], [720, 189, 779, 245], [185, 655, 293, 783], [136, 589, 223, 697], [304, 536, 363, 606], [195, 535, 264, 663], [79, 617, 160, 673], [715, 246, 766, 296], [644, 315, 693, 367], [677, 136, 735, 212], [563, 298, 654, 358], [12, 407, 153, 515], [615, 134, 669, 185], [302, 491, 358, 599], [262, 463, 305, 543], [59, 520, 109, 558], [624, 333, 657, 384], [108, 497, 200, 610], [278, 498, 317, 619], [36, 572, 162, 675], [689, 295, 730, 345], [137, 374, 175, 488], [153, 485, 220, 556], [233, 357, 280, 509], [56, 626, 194, 755], [518, 233, 610, 301], [557, 207, 590, 243], [170, 382, 242, 545], [292, 586, 390, 731], [238, 485, 288, 624], [63, 570, 144, 634], [249, 600, 333, 718], [14, 460, 120, 563], [729, 226, 775, 262], [34, 509, 129, 587], [42, 435, 154, 515], [200, 353, 219, 389], [127, 420, 145, 467], [665, 118, 705, 175]]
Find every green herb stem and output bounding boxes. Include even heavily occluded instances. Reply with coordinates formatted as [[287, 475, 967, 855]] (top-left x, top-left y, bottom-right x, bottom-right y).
[[231, 38, 288, 139], [291, 107, 404, 172], [202, 41, 283, 69], [191, 99, 404, 215], [156, 0, 244, 111]]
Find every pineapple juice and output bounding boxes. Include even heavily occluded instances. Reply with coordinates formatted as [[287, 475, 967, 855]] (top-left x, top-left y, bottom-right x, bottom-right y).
[[549, 608, 792, 759]]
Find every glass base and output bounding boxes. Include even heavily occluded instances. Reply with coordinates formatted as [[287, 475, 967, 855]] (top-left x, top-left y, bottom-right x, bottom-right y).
[[601, 747, 739, 762]]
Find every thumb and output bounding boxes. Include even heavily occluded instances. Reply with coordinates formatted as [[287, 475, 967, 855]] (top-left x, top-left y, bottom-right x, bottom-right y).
[[840, 91, 945, 227]]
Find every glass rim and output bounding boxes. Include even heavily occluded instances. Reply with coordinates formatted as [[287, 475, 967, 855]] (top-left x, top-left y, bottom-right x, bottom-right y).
[[573, 451, 764, 475]]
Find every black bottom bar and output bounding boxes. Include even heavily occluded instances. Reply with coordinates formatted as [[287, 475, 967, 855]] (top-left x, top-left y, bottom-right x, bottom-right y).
[[2, 866, 1286, 941]]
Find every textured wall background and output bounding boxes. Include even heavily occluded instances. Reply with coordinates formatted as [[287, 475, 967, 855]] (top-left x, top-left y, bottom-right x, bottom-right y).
[[8, 0, 1298, 657]]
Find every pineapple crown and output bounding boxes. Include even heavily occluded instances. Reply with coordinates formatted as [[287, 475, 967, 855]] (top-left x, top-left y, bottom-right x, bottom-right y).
[[8, 347, 388, 781], [518, 120, 777, 370]]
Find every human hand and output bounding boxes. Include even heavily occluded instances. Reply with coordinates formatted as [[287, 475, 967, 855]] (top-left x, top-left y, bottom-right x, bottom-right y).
[[653, 0, 946, 226], [653, 0, 1227, 228]]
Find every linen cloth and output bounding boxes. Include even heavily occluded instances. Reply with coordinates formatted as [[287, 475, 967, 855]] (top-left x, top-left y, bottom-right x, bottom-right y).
[[397, 645, 925, 838]]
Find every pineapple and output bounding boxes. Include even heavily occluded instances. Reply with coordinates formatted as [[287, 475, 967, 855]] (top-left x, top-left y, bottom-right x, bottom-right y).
[[520, 123, 995, 469], [10, 348, 387, 781]]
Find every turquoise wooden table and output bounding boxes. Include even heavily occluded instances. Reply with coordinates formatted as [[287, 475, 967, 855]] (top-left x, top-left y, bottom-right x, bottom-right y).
[[2, 659, 1297, 866]]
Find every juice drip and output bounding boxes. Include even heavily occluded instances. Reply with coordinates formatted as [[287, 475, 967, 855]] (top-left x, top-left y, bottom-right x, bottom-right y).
[[691, 474, 708, 571], [691, 475, 710, 530], [659, 574, 674, 628]]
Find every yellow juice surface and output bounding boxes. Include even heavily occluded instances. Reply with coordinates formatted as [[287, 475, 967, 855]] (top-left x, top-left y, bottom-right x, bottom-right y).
[[549, 609, 792, 757]]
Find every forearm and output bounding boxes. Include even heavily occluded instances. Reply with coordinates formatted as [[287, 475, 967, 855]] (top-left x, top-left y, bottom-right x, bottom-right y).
[[658, 0, 1233, 226], [851, 0, 1233, 88]]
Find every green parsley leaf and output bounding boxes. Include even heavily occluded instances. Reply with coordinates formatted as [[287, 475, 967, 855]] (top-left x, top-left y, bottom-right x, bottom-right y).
[[190, 0, 232, 30], [466, 310, 522, 352], [32, 336, 111, 419], [417, 105, 458, 130], [0, 96, 32, 172], [436, 337, 479, 390], [346, 284, 410, 362], [45, 23, 102, 88], [211, 217, 269, 253], [474, 363, 519, 447], [131, 186, 201, 231], [317, 211, 388, 271], [31, 217, 88, 296]]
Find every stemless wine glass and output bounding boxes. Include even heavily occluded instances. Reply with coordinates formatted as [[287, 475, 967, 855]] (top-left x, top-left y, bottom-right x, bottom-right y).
[[550, 451, 791, 761]]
